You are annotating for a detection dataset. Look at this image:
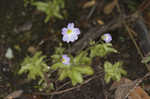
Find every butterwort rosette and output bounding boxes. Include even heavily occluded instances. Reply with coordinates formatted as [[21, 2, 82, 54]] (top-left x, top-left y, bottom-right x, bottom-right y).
[[62, 23, 80, 43], [101, 33, 112, 43]]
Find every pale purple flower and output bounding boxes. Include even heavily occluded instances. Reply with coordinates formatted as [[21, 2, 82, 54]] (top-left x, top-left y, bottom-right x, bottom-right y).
[[102, 33, 112, 43], [62, 54, 70, 65], [62, 23, 80, 43]]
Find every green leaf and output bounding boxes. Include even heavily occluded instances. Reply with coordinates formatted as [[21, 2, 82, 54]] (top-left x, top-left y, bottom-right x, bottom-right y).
[[105, 74, 111, 83], [142, 55, 150, 64], [73, 66, 94, 75], [51, 63, 65, 70], [114, 61, 122, 68], [51, 55, 60, 60], [115, 74, 121, 81], [67, 70, 77, 86], [104, 61, 127, 83], [120, 69, 127, 75], [90, 43, 117, 58], [72, 70, 83, 84], [32, 2, 49, 12], [66, 69, 83, 86], [50, 83, 55, 90], [51, 46, 65, 63], [72, 79, 78, 86], [45, 14, 51, 23], [18, 51, 49, 80], [104, 61, 112, 71], [55, 46, 65, 55], [74, 51, 91, 65], [58, 69, 68, 80], [18, 65, 31, 74], [74, 51, 86, 63], [31, 0, 65, 23]]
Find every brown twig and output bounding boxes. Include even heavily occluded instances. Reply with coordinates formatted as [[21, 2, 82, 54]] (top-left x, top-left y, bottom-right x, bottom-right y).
[[87, 3, 97, 20], [138, 0, 150, 12], [124, 24, 144, 58], [43, 72, 51, 92], [33, 74, 100, 96]]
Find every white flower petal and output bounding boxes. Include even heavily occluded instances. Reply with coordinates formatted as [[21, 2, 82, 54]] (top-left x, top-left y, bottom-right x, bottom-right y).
[[67, 23, 74, 29], [62, 28, 68, 35], [73, 28, 80, 35]]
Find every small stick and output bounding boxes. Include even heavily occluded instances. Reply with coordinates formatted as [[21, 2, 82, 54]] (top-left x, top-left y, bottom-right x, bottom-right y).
[[33, 75, 100, 96], [87, 4, 97, 20], [124, 24, 144, 58]]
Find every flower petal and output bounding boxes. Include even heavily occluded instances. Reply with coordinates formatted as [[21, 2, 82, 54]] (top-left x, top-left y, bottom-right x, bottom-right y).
[[62, 55, 70, 65], [62, 28, 68, 35], [67, 23, 74, 29], [73, 28, 80, 35], [63, 35, 70, 43], [102, 33, 112, 43]]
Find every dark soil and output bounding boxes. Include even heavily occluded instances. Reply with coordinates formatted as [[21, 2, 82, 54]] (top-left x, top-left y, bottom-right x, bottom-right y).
[[0, 0, 150, 99]]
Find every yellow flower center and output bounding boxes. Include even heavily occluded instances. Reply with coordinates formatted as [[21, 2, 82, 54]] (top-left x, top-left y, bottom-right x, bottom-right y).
[[67, 29, 72, 34], [104, 35, 108, 39], [62, 58, 65, 63]]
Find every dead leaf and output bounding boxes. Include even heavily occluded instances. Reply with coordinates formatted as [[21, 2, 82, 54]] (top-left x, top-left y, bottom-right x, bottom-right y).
[[129, 86, 150, 99], [110, 78, 150, 99], [114, 79, 135, 99], [110, 77, 132, 90], [143, 84, 150, 91], [97, 19, 104, 25], [83, 0, 96, 8], [103, 0, 118, 15], [4, 90, 23, 99], [27, 46, 37, 54]]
